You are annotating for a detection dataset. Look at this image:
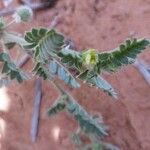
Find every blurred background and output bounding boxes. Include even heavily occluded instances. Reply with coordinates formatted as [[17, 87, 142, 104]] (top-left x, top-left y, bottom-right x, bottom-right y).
[[0, 0, 150, 150]]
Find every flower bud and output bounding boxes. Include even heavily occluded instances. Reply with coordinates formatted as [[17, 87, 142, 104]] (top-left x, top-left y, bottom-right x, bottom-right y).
[[13, 6, 33, 23], [81, 49, 98, 69]]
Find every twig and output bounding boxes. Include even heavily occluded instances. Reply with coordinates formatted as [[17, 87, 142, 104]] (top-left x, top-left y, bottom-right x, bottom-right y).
[[30, 78, 42, 143], [134, 60, 150, 86]]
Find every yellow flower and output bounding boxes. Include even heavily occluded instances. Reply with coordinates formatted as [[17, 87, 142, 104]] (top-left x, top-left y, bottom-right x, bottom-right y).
[[82, 49, 98, 69]]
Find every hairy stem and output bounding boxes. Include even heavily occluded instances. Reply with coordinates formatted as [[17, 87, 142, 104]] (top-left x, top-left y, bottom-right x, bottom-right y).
[[51, 79, 66, 95]]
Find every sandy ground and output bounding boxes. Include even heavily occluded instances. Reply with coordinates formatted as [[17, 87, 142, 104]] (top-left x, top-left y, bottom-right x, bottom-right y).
[[0, 0, 150, 150]]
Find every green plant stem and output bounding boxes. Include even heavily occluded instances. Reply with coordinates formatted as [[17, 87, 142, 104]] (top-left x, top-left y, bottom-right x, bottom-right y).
[[53, 58, 75, 79], [51, 80, 66, 95]]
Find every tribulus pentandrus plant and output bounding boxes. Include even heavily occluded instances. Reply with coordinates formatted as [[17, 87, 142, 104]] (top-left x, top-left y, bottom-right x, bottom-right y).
[[0, 6, 149, 150]]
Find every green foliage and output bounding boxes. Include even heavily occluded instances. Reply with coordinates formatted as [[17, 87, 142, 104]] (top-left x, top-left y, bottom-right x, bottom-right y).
[[78, 70, 117, 97], [1, 8, 150, 150], [24, 28, 150, 97], [2, 32, 28, 48], [24, 28, 64, 62], [48, 60, 80, 88], [80, 143, 103, 150], [58, 46, 82, 70], [57, 39, 150, 97], [47, 92, 119, 149], [58, 47, 116, 97], [45, 38, 149, 149], [47, 93, 107, 138], [65, 95, 107, 137], [47, 95, 67, 116], [32, 62, 50, 80], [24, 28, 80, 87], [58, 39, 150, 73], [80, 142, 119, 150], [97, 39, 150, 72], [70, 133, 83, 146], [70, 132, 120, 150], [0, 52, 28, 82], [24, 28, 48, 49]]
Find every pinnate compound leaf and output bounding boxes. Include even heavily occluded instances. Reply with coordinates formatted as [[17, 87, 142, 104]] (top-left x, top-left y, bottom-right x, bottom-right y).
[[0, 52, 28, 82], [58, 46, 82, 69], [47, 92, 107, 138], [78, 70, 116, 98], [65, 96, 108, 137], [90, 75, 117, 98], [24, 28, 65, 62], [97, 39, 150, 72]]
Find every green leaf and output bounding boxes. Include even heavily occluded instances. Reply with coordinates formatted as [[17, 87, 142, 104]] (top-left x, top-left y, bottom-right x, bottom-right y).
[[58, 46, 82, 69], [7, 63, 17, 71], [5, 42, 16, 49], [82, 143, 103, 150], [48, 61, 58, 74], [48, 92, 107, 138], [47, 95, 67, 116], [24, 28, 65, 62], [70, 133, 82, 146], [2, 32, 28, 48], [58, 67, 66, 80], [78, 70, 116, 98], [66, 96, 108, 137], [23, 43, 37, 49], [48, 60, 80, 88], [97, 39, 150, 72], [0, 52, 10, 62], [2, 62, 10, 74], [33, 62, 50, 80], [81, 142, 120, 150], [25, 28, 47, 44], [10, 70, 18, 80], [15, 73, 23, 83], [0, 52, 27, 82], [91, 76, 117, 98]]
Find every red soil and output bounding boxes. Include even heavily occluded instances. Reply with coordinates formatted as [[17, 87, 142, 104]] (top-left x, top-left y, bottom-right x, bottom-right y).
[[0, 0, 150, 150]]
